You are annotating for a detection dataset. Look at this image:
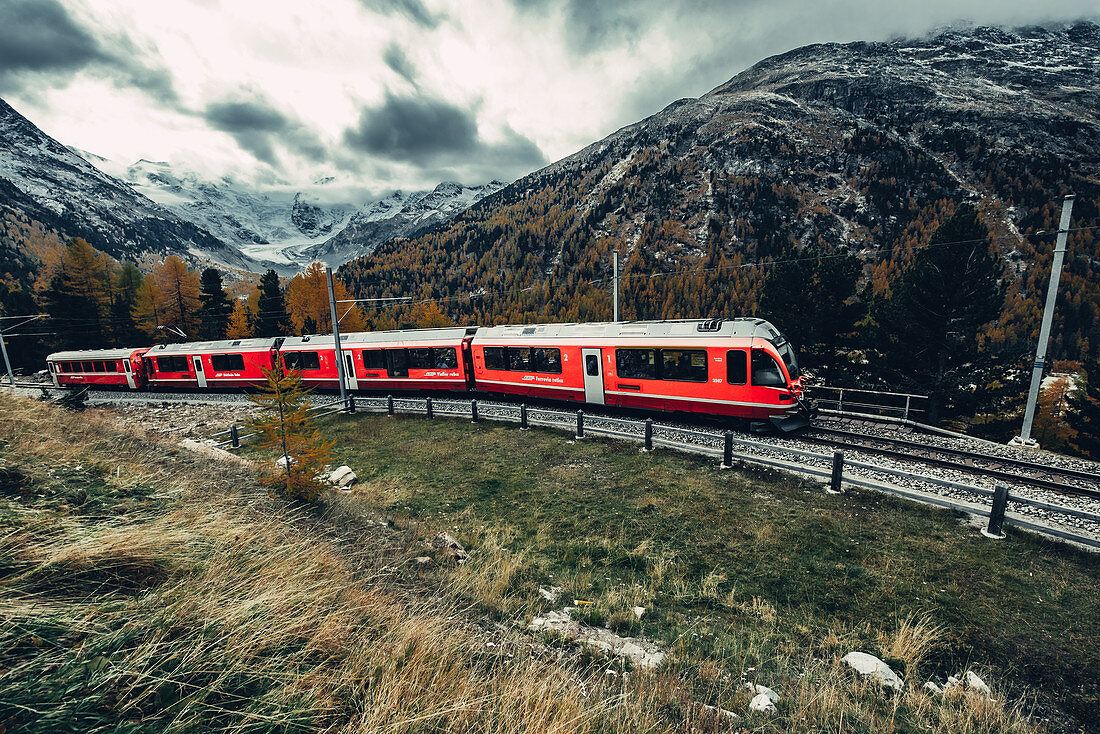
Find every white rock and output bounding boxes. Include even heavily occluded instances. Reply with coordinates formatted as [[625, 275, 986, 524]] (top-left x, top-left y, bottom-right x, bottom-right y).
[[274, 455, 292, 470], [744, 683, 779, 703], [701, 703, 740, 722], [924, 681, 943, 694], [538, 586, 562, 603], [749, 692, 778, 714], [842, 652, 904, 692], [945, 675, 963, 690], [632, 606, 646, 619], [964, 671, 991, 695], [328, 465, 356, 488]]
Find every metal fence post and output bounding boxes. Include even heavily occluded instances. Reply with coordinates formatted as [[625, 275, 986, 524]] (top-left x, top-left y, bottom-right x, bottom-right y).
[[520, 403, 528, 430], [348, 396, 356, 414], [230, 424, 239, 449], [644, 418, 653, 452], [903, 395, 911, 422], [471, 399, 479, 423], [838, 388, 845, 413], [829, 451, 844, 494], [425, 397, 433, 419], [984, 484, 1009, 539], [387, 395, 394, 415], [721, 431, 733, 469], [576, 410, 584, 439]]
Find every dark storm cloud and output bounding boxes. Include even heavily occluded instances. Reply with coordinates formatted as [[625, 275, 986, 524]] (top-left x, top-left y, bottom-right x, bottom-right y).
[[343, 92, 546, 180], [204, 95, 327, 166], [343, 93, 479, 161], [358, 0, 442, 29]]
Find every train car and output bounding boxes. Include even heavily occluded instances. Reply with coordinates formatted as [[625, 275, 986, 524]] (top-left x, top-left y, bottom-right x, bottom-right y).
[[47, 347, 150, 390], [279, 328, 476, 393], [471, 318, 810, 429], [144, 338, 280, 390]]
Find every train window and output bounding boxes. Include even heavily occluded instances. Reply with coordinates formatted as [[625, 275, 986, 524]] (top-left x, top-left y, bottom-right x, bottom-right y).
[[387, 348, 409, 378], [586, 355, 599, 376], [362, 349, 386, 369], [660, 349, 707, 382], [407, 348, 434, 369], [507, 347, 534, 372], [211, 353, 246, 371], [426, 347, 457, 368], [82, 361, 95, 372], [726, 349, 748, 385], [616, 349, 657, 380], [283, 351, 320, 371], [483, 346, 506, 370], [751, 349, 786, 387], [93, 361, 105, 372], [533, 347, 562, 374], [156, 356, 189, 372]]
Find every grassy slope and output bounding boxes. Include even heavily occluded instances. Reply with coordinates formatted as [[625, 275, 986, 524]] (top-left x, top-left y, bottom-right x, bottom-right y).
[[0, 396, 1096, 733], [322, 414, 1100, 732]]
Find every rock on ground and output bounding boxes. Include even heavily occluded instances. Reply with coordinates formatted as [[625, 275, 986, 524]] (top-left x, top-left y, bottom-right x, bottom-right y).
[[528, 608, 665, 670], [749, 692, 778, 714], [841, 651, 904, 692]]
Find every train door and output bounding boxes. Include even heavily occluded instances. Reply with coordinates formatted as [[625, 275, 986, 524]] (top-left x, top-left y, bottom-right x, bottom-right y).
[[343, 351, 358, 390], [192, 355, 207, 388], [123, 359, 136, 389], [461, 338, 476, 390], [581, 347, 605, 405]]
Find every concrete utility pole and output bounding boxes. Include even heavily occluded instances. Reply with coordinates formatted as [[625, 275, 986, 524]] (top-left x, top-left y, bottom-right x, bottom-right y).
[[612, 251, 620, 322], [326, 266, 348, 409], [1015, 194, 1075, 447], [0, 328, 14, 388]]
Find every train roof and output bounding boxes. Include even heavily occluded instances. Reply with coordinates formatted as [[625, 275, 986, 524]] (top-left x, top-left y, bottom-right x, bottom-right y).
[[281, 327, 476, 349], [148, 338, 280, 355], [474, 318, 783, 342], [47, 347, 145, 361]]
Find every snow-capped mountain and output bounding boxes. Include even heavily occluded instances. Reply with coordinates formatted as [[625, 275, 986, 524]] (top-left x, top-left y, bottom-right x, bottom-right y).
[[305, 180, 507, 265], [114, 159, 357, 266], [0, 98, 262, 273], [112, 159, 505, 267]]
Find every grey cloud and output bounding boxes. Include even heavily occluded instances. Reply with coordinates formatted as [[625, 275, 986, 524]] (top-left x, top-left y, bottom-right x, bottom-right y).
[[344, 93, 479, 162], [358, 0, 443, 29], [383, 44, 418, 85], [205, 95, 327, 166]]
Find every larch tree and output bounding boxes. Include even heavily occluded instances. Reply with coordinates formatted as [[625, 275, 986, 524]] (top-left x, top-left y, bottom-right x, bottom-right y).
[[153, 256, 202, 338], [132, 279, 167, 340], [110, 262, 144, 345], [1067, 360, 1100, 459], [199, 268, 232, 340], [285, 262, 366, 335], [47, 238, 110, 349], [225, 299, 254, 339]]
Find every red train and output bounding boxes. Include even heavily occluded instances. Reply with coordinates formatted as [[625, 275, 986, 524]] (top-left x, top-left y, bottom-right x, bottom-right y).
[[46, 318, 813, 430]]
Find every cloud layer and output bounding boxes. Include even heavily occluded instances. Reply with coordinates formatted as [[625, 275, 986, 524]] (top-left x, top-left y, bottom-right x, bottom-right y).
[[2, 0, 1097, 201]]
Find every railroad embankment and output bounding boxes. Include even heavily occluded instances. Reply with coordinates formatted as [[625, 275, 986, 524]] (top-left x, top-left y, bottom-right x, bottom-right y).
[[1, 394, 1097, 733]]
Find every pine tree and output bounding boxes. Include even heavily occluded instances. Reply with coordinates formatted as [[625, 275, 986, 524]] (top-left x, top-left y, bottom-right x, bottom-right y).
[[46, 238, 110, 350], [226, 299, 254, 339], [1067, 360, 1100, 458], [250, 363, 333, 502], [199, 268, 232, 340], [757, 244, 862, 382], [153, 256, 202, 338], [110, 263, 144, 345], [255, 270, 290, 337], [873, 204, 1005, 423]]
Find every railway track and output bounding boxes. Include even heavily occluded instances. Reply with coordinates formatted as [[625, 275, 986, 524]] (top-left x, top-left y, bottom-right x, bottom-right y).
[[800, 426, 1100, 501]]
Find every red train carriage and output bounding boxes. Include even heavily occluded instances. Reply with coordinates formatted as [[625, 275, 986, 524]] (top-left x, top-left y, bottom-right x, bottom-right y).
[[471, 319, 808, 428], [144, 338, 280, 389], [278, 328, 475, 392], [47, 348, 150, 390]]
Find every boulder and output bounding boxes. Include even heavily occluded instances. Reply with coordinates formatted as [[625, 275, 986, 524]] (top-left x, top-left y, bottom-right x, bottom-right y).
[[964, 671, 991, 695], [923, 681, 943, 694], [749, 692, 778, 714], [841, 652, 904, 692], [745, 683, 779, 703], [434, 532, 468, 561], [328, 465, 356, 488], [632, 606, 647, 619]]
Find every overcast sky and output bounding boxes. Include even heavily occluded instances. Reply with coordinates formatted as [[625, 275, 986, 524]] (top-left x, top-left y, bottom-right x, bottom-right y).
[[2, 0, 1097, 201]]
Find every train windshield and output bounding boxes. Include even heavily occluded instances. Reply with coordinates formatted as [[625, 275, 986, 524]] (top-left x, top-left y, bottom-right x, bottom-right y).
[[772, 336, 800, 379]]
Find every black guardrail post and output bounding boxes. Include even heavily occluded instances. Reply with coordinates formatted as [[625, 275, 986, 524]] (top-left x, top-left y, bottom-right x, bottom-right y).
[[230, 424, 239, 449], [387, 395, 394, 415], [471, 399, 479, 423], [829, 451, 844, 494], [425, 397, 433, 419], [520, 403, 529, 430], [576, 410, 584, 439], [985, 484, 1009, 539], [721, 431, 733, 469], [644, 418, 653, 452], [348, 396, 356, 413]]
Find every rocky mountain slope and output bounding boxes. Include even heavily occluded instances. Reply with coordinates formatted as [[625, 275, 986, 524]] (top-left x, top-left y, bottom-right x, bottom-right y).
[[340, 22, 1100, 362], [305, 180, 506, 265], [0, 98, 262, 273]]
